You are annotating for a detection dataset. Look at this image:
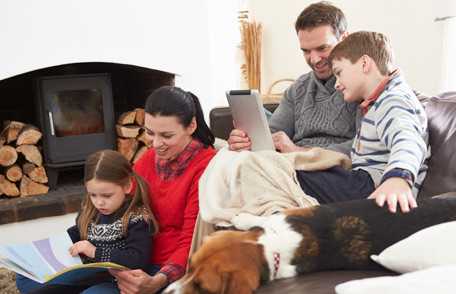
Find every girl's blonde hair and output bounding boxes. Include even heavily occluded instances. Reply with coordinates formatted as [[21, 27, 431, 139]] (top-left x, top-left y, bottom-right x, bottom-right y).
[[78, 149, 157, 239]]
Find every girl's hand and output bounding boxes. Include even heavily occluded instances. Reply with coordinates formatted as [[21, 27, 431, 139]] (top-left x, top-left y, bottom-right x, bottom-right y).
[[110, 269, 167, 294], [368, 177, 417, 213], [69, 240, 96, 258]]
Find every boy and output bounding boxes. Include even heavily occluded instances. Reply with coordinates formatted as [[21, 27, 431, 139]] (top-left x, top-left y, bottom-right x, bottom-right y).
[[296, 31, 429, 213]]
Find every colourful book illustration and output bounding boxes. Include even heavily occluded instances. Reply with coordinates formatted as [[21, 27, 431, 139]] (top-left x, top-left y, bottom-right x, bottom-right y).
[[0, 232, 127, 284]]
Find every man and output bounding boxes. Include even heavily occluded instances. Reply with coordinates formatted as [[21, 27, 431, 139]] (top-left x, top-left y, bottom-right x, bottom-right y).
[[228, 1, 359, 155]]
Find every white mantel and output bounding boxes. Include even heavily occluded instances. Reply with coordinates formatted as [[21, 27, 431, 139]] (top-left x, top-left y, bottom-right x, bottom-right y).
[[0, 0, 241, 115]]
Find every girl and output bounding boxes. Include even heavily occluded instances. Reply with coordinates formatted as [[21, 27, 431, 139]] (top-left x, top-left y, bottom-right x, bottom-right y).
[[18, 149, 157, 294], [111, 86, 216, 293]]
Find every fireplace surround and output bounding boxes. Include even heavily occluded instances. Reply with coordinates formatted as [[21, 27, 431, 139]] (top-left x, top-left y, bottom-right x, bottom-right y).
[[0, 62, 175, 223]]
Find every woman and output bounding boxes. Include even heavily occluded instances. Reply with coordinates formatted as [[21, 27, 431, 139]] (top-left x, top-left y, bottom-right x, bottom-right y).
[[110, 86, 216, 293], [24, 86, 216, 294]]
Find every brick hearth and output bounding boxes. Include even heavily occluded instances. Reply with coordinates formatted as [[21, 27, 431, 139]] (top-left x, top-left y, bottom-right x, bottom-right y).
[[0, 170, 85, 225]]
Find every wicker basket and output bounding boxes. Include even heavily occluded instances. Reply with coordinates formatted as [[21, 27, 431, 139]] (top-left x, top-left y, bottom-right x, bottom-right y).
[[261, 78, 295, 103]]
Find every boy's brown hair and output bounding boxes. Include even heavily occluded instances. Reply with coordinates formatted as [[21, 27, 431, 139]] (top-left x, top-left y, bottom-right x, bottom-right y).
[[329, 31, 394, 75], [295, 1, 347, 39]]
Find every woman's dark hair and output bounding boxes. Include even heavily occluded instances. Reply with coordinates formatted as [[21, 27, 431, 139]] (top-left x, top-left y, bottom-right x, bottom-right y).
[[144, 86, 215, 147]]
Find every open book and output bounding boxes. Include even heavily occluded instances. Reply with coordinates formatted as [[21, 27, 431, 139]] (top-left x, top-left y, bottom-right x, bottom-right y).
[[0, 232, 127, 284]]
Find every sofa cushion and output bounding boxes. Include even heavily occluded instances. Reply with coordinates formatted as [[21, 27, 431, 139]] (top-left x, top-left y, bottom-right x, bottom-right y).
[[335, 265, 456, 294], [370, 220, 456, 273], [419, 92, 456, 198]]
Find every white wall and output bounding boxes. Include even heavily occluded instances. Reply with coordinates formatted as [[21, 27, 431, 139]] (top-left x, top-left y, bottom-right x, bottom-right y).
[[0, 0, 241, 117], [249, 0, 452, 95]]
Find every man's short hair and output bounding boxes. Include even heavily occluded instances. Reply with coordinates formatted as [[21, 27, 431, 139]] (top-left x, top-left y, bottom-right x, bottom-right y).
[[295, 1, 347, 39], [329, 31, 394, 75]]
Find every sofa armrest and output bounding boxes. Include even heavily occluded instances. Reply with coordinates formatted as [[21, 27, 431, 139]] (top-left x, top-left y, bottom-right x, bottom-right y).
[[209, 103, 279, 140]]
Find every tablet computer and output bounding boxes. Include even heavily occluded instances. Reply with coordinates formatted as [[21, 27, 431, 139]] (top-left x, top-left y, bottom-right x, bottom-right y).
[[226, 90, 275, 151]]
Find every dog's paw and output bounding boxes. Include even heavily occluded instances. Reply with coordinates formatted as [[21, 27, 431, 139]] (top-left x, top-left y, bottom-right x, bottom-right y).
[[231, 213, 266, 230]]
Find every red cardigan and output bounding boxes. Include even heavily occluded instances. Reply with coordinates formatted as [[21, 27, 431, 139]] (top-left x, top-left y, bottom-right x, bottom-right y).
[[133, 146, 216, 270]]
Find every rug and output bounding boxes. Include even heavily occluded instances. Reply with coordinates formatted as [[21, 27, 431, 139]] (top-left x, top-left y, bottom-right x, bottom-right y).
[[0, 268, 19, 294]]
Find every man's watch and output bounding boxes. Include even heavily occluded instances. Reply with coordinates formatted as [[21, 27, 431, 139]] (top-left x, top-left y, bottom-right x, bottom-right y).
[[381, 168, 414, 188]]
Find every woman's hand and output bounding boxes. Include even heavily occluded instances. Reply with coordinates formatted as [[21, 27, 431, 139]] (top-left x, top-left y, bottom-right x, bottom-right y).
[[368, 177, 417, 213], [110, 269, 168, 294], [69, 240, 96, 258]]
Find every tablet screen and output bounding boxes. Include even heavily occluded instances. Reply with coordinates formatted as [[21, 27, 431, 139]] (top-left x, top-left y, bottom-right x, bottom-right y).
[[226, 90, 274, 151]]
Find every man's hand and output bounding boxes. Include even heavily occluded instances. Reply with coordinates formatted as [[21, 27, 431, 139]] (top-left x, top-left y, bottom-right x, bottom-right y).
[[69, 240, 96, 258], [227, 128, 251, 151], [368, 177, 417, 213], [110, 269, 167, 294], [272, 131, 310, 153]]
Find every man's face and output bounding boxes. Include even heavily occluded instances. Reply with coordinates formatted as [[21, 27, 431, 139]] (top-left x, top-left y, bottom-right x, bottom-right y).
[[298, 25, 340, 80], [332, 58, 365, 103]]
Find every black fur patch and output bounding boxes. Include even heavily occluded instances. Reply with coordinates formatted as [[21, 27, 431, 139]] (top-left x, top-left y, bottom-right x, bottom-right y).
[[286, 197, 456, 273]]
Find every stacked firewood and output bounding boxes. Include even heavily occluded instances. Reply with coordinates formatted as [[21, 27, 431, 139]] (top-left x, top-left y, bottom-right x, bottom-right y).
[[116, 108, 150, 164], [0, 121, 49, 197]]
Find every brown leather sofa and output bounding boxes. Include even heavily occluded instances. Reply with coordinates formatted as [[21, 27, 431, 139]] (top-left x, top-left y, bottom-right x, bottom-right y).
[[208, 92, 456, 294]]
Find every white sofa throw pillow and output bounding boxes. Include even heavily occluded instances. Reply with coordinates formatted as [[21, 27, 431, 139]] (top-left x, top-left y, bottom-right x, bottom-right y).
[[370, 220, 456, 273], [335, 265, 456, 294]]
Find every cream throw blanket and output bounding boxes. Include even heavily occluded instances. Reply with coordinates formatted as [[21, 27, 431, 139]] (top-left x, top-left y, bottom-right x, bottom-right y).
[[199, 147, 351, 227]]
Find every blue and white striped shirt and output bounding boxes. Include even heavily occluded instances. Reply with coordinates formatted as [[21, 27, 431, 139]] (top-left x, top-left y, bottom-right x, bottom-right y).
[[351, 74, 430, 196]]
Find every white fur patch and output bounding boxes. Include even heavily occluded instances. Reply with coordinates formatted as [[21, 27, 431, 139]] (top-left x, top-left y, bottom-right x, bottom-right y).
[[257, 214, 302, 280]]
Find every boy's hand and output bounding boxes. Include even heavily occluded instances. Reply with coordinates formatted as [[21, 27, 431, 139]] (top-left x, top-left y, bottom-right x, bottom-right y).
[[368, 177, 417, 213], [69, 240, 96, 258], [228, 128, 251, 151]]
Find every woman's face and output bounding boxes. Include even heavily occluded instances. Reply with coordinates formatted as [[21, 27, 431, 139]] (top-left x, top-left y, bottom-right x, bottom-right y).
[[143, 113, 196, 161]]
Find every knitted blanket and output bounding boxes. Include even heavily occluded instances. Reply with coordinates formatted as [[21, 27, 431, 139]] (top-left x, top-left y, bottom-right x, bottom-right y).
[[199, 147, 351, 227]]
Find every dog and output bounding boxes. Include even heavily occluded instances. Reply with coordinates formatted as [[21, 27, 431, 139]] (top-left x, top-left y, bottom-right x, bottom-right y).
[[165, 197, 456, 294]]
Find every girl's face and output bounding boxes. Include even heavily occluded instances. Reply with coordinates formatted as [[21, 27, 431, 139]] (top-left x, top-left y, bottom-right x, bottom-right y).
[[143, 113, 196, 161], [86, 178, 130, 215]]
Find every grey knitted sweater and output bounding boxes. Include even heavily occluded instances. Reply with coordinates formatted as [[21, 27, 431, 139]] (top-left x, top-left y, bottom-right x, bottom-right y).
[[269, 72, 359, 155]]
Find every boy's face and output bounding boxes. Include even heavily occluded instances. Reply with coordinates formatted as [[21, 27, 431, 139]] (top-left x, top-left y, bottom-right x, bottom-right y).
[[332, 58, 365, 102]]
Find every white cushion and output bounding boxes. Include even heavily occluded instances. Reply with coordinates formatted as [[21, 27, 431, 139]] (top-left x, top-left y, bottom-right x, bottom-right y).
[[335, 265, 456, 294], [370, 221, 456, 273]]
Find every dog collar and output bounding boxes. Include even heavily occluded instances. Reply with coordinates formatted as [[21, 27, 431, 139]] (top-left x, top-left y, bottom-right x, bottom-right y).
[[272, 252, 280, 279]]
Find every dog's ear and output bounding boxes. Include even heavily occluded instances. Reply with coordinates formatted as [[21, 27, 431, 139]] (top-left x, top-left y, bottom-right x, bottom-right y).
[[220, 271, 257, 294]]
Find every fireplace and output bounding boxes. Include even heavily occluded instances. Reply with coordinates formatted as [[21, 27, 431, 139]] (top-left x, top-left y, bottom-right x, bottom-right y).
[[0, 62, 175, 224], [35, 73, 116, 187]]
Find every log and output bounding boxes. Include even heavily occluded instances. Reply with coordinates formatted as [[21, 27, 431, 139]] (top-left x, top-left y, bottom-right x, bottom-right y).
[[117, 138, 138, 162], [132, 145, 148, 164], [16, 125, 43, 145], [116, 125, 141, 138], [20, 175, 49, 196], [117, 110, 136, 125], [0, 145, 18, 167], [5, 164, 22, 182], [135, 108, 145, 126], [0, 174, 20, 197], [2, 121, 26, 143], [22, 163, 48, 184], [16, 144, 43, 166]]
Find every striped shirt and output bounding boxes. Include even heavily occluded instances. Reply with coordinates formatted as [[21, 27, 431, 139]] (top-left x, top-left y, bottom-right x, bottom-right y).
[[351, 73, 430, 196]]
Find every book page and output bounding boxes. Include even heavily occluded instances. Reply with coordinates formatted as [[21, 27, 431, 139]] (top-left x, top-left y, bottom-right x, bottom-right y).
[[0, 232, 82, 283]]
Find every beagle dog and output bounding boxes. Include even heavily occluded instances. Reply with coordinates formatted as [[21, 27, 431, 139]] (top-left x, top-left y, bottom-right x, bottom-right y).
[[165, 197, 456, 294]]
